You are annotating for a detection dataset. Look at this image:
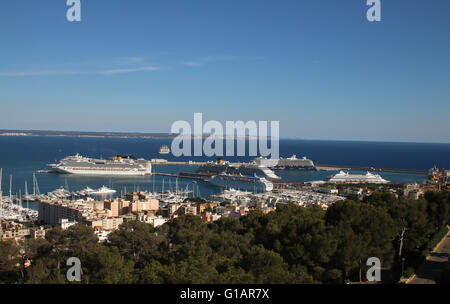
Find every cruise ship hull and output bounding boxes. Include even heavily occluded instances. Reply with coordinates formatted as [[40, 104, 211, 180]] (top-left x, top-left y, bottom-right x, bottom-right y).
[[328, 171, 389, 184], [272, 166, 316, 171], [54, 167, 150, 176], [253, 155, 316, 171], [49, 154, 152, 176]]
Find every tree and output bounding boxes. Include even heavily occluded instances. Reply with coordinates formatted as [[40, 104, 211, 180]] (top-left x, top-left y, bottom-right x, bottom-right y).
[[240, 245, 297, 284], [425, 191, 450, 232], [161, 257, 220, 284], [44, 226, 69, 283], [82, 245, 135, 284], [108, 221, 165, 265], [25, 259, 51, 284], [22, 238, 51, 261], [326, 200, 397, 281], [0, 240, 21, 283], [138, 260, 167, 284], [66, 223, 98, 258]]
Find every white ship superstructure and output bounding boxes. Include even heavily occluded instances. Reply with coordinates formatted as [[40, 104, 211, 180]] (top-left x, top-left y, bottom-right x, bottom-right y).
[[91, 186, 116, 195], [158, 145, 170, 155], [48, 154, 151, 176], [227, 164, 280, 179], [328, 171, 389, 184], [253, 154, 316, 170], [196, 161, 280, 179]]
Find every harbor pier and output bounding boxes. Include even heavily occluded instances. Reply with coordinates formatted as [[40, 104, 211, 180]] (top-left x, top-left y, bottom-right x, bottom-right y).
[[151, 160, 428, 175]]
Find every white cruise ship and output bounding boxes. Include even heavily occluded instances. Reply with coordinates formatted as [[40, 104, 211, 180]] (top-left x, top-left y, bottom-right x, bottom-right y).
[[48, 154, 151, 176], [328, 171, 389, 184], [253, 154, 316, 170], [208, 173, 274, 192], [196, 160, 280, 179]]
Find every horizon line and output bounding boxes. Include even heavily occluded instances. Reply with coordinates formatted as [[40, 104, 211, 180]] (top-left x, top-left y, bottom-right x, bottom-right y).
[[0, 128, 449, 145]]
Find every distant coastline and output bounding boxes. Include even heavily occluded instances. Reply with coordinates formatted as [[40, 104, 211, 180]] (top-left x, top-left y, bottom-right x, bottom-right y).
[[0, 130, 273, 140], [0, 130, 448, 145], [0, 129, 177, 139]]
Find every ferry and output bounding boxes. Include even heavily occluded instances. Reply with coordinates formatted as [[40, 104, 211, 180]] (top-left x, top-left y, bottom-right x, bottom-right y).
[[158, 145, 170, 155], [48, 154, 152, 176], [328, 171, 389, 184], [208, 173, 274, 192]]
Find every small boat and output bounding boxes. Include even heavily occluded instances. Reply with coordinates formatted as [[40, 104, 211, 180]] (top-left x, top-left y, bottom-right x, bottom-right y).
[[91, 186, 116, 195], [77, 187, 95, 196], [158, 145, 170, 155], [47, 187, 72, 199]]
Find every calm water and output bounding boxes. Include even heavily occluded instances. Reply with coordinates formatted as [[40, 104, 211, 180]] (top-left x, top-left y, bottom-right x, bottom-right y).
[[1, 136, 448, 210]]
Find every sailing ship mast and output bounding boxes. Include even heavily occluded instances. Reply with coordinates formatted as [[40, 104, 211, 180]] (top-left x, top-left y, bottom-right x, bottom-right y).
[[25, 180, 29, 209], [32, 173, 36, 196], [33, 173, 40, 196], [9, 175, 12, 204]]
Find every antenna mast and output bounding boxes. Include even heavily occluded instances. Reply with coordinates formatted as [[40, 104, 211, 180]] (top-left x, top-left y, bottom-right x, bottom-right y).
[[9, 175, 12, 204], [25, 180, 29, 209]]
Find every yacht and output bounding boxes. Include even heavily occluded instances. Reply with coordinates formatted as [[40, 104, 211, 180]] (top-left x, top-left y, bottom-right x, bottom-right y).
[[91, 186, 117, 195]]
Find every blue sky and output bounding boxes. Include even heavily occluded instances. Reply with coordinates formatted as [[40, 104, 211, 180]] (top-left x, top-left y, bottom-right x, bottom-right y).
[[0, 0, 449, 143]]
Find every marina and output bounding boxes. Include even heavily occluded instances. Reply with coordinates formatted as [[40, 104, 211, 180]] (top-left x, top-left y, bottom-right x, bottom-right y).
[[1, 1, 449, 288], [0, 169, 39, 222], [0, 136, 441, 221], [210, 188, 345, 209]]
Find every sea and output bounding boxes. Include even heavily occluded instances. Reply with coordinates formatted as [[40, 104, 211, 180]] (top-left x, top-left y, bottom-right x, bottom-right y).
[[1, 136, 449, 211]]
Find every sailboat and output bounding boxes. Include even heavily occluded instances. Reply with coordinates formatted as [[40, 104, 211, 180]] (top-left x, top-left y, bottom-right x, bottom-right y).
[[33, 173, 41, 197], [24, 180, 29, 209]]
